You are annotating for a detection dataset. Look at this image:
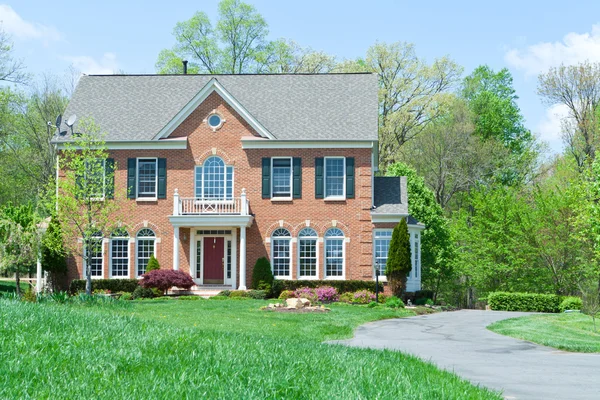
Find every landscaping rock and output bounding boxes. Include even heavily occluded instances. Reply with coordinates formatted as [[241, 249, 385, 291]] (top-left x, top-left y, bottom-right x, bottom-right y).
[[285, 297, 311, 309]]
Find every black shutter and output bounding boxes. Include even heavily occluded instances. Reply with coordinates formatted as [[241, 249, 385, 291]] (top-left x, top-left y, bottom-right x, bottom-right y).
[[127, 158, 136, 199], [315, 158, 324, 199], [293, 158, 302, 199], [157, 158, 167, 199], [262, 158, 271, 199], [105, 158, 115, 199], [346, 157, 355, 199]]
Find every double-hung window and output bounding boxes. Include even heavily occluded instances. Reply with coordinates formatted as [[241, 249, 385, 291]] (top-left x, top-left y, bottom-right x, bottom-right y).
[[110, 229, 129, 278], [136, 228, 156, 276], [195, 156, 233, 200], [325, 157, 345, 198], [84, 158, 106, 199], [84, 233, 104, 278], [374, 230, 393, 276], [137, 158, 158, 199], [271, 158, 292, 198], [298, 228, 318, 278], [324, 228, 344, 278], [271, 228, 291, 278]]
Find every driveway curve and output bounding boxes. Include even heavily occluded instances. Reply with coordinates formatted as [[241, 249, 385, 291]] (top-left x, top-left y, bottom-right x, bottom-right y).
[[332, 310, 600, 400]]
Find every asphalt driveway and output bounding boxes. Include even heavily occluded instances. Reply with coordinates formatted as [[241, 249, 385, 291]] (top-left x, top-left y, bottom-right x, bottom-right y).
[[331, 310, 600, 400]]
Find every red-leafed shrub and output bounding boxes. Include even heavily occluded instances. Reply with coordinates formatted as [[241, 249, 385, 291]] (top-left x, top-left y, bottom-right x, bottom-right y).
[[139, 269, 195, 295]]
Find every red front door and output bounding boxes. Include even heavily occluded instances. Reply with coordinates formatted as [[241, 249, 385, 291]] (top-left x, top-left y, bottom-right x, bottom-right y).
[[203, 237, 224, 284]]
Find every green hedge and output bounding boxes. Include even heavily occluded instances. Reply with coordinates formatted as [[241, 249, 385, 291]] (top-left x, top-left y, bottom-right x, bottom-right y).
[[487, 292, 561, 313], [69, 279, 140, 294], [272, 280, 383, 298]]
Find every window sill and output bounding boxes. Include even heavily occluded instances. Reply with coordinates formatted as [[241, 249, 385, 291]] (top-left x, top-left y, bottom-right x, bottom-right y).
[[136, 197, 158, 202], [298, 276, 319, 280], [271, 197, 293, 202], [323, 276, 345, 280], [273, 276, 292, 280], [324, 197, 346, 202]]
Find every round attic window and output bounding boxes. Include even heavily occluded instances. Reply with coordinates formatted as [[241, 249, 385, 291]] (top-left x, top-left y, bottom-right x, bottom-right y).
[[208, 114, 221, 127]]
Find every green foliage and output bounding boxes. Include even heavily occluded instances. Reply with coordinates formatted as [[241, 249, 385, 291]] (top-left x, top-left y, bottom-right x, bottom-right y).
[[119, 292, 133, 301], [229, 290, 247, 298], [209, 295, 229, 300], [41, 216, 67, 274], [251, 257, 273, 293], [487, 292, 561, 313], [386, 220, 411, 297], [177, 295, 204, 301], [278, 290, 295, 300], [385, 296, 405, 309], [69, 279, 140, 294], [246, 290, 267, 300], [559, 296, 583, 312], [145, 255, 160, 272], [22, 287, 36, 303], [132, 286, 155, 300], [271, 280, 382, 298], [217, 290, 232, 297], [338, 292, 354, 304]]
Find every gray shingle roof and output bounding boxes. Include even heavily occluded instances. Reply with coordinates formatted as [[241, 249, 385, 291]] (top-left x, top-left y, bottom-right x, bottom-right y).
[[55, 73, 378, 142], [372, 176, 408, 215]]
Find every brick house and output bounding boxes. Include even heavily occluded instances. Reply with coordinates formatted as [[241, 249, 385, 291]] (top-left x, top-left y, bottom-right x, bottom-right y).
[[54, 73, 424, 292]]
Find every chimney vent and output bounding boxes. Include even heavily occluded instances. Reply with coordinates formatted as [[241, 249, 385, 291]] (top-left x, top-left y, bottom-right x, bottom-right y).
[[182, 60, 188, 74]]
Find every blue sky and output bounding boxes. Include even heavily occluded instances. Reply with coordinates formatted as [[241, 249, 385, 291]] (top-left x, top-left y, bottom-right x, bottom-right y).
[[3, 0, 600, 153]]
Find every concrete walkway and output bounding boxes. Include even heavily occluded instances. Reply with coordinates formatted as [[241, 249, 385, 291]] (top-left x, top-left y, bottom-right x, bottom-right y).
[[331, 310, 600, 400]]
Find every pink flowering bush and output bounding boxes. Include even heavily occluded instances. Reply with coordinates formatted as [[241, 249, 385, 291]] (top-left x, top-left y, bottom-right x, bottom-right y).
[[140, 269, 195, 295], [353, 290, 376, 304], [294, 287, 318, 303], [315, 286, 339, 303]]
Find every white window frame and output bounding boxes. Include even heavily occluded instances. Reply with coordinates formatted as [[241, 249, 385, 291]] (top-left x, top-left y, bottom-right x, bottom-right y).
[[297, 228, 318, 279], [194, 156, 234, 202], [83, 235, 104, 279], [324, 156, 346, 200], [271, 228, 292, 279], [109, 231, 130, 279], [324, 228, 345, 280], [84, 158, 106, 201], [373, 229, 393, 281], [135, 228, 157, 277], [136, 157, 158, 200], [414, 233, 420, 279], [271, 157, 293, 200]]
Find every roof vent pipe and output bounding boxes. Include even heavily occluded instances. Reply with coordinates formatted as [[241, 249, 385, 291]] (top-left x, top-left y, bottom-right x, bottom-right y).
[[182, 60, 188, 74]]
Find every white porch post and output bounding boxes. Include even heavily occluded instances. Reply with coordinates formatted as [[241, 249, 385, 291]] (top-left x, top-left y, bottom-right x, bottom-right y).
[[173, 227, 180, 270], [173, 188, 180, 216], [35, 251, 42, 293], [238, 225, 247, 290]]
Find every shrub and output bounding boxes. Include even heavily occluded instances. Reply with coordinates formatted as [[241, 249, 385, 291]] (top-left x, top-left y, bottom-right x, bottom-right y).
[[315, 286, 339, 303], [488, 292, 561, 313], [278, 290, 295, 300], [559, 296, 583, 312], [272, 280, 383, 298], [69, 279, 139, 294], [132, 286, 155, 300], [353, 290, 376, 304], [246, 290, 267, 300], [50, 291, 71, 304], [376, 293, 388, 303], [178, 295, 203, 300], [119, 292, 133, 301], [294, 287, 318, 303], [146, 255, 160, 272], [367, 301, 378, 308], [22, 287, 36, 303], [209, 295, 229, 300], [229, 290, 247, 298], [339, 292, 354, 304], [251, 257, 274, 294], [385, 296, 405, 309], [386, 220, 411, 297], [415, 290, 434, 301], [218, 290, 232, 297], [415, 297, 434, 306], [139, 270, 195, 295]]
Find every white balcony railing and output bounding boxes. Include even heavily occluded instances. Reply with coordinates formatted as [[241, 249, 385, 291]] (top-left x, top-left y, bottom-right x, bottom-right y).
[[172, 189, 249, 216]]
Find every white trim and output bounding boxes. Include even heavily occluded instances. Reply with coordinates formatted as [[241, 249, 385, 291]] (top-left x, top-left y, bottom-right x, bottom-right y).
[[136, 157, 158, 200], [297, 228, 319, 280], [135, 228, 157, 277], [271, 157, 293, 199], [55, 139, 188, 150], [271, 229, 292, 280], [324, 156, 346, 199], [323, 229, 346, 280], [193, 232, 235, 286], [241, 139, 375, 149], [372, 229, 393, 282], [83, 237, 104, 279], [109, 235, 131, 279], [194, 156, 234, 200], [154, 78, 275, 140], [370, 213, 409, 223], [169, 214, 253, 228]]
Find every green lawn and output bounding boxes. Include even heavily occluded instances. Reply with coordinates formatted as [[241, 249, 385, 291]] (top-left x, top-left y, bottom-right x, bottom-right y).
[[0, 279, 29, 294], [488, 312, 600, 352], [0, 298, 501, 399]]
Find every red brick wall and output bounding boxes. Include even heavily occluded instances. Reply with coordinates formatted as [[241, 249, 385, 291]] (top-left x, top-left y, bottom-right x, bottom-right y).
[[64, 92, 377, 286]]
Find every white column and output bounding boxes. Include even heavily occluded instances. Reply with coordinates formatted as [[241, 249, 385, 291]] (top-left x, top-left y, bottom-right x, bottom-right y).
[[173, 227, 180, 271], [241, 188, 247, 215], [238, 226, 247, 290], [36, 252, 42, 293], [173, 188, 180, 216]]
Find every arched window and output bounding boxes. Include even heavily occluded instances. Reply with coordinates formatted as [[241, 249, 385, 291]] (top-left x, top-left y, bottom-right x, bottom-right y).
[[271, 228, 291, 278], [298, 228, 318, 278], [110, 228, 129, 278], [324, 228, 344, 278], [195, 156, 233, 200], [136, 228, 156, 276], [84, 231, 103, 278]]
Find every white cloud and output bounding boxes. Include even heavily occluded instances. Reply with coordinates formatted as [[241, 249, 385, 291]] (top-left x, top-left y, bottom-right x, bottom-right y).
[[62, 53, 119, 75], [535, 104, 570, 153], [505, 24, 600, 76], [0, 4, 61, 42]]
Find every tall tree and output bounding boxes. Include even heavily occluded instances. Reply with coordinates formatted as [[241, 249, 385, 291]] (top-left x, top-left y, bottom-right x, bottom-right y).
[[538, 61, 600, 168], [0, 28, 27, 84]]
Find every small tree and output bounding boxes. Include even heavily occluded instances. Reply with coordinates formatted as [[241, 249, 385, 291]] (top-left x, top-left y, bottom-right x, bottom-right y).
[[251, 257, 273, 293], [145, 255, 160, 272], [41, 215, 67, 291], [580, 281, 600, 332], [0, 203, 41, 297], [386, 219, 412, 297], [139, 269, 195, 295]]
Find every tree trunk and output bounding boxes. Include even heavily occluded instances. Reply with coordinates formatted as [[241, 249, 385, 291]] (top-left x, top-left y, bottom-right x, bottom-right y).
[[86, 269, 92, 296]]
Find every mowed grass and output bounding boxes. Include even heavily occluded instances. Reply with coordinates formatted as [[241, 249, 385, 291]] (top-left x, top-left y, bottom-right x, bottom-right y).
[[0, 299, 501, 399], [0, 279, 29, 294], [488, 312, 600, 352]]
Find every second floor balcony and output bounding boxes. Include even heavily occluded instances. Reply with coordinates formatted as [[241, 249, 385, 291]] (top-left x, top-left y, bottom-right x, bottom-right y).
[[172, 188, 249, 217]]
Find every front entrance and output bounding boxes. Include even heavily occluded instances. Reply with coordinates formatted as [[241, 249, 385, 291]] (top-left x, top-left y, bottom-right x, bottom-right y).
[[203, 237, 224, 284]]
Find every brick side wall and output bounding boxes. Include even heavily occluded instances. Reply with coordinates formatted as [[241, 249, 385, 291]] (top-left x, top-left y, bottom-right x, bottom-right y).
[[64, 92, 379, 287]]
